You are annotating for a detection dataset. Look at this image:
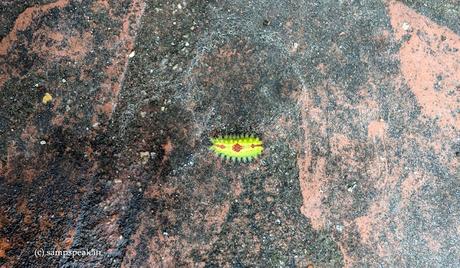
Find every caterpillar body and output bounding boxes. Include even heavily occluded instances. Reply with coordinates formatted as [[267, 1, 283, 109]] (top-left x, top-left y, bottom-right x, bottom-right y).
[[209, 134, 263, 162]]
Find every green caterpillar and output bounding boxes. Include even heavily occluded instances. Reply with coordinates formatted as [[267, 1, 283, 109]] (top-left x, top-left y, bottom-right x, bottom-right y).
[[209, 134, 263, 162]]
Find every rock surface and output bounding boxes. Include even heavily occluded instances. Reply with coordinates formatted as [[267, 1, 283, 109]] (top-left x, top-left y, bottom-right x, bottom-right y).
[[0, 0, 459, 267]]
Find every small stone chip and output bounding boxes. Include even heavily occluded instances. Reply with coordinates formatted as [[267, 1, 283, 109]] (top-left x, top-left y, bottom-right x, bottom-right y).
[[42, 93, 53, 104], [402, 22, 411, 31], [140, 151, 150, 164]]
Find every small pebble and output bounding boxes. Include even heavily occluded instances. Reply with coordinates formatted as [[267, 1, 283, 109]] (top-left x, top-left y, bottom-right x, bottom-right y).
[[42, 93, 53, 104], [140, 151, 150, 164], [402, 22, 411, 31], [336, 224, 344, 232]]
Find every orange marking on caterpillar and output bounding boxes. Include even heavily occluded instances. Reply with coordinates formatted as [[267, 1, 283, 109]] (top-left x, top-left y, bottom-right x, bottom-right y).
[[232, 143, 243, 152]]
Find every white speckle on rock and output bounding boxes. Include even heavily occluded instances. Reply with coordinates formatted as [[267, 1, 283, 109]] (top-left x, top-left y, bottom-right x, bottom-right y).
[[336, 224, 344, 232], [402, 22, 411, 31], [140, 151, 150, 164], [40, 140, 47, 145], [129, 51, 135, 58], [347, 182, 357, 192], [291, 42, 299, 53]]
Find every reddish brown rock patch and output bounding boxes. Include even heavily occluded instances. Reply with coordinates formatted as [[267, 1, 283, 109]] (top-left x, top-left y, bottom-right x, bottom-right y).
[[32, 29, 93, 61], [162, 137, 173, 162], [0, 238, 11, 258], [0, 0, 70, 55], [388, 1, 460, 129], [367, 120, 387, 140]]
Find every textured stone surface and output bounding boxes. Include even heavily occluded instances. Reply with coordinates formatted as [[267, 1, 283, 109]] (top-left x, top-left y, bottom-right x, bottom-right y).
[[0, 0, 459, 267]]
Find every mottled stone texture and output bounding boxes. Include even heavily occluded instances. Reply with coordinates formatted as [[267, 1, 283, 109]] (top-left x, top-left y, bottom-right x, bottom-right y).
[[0, 0, 459, 267]]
